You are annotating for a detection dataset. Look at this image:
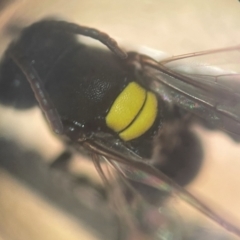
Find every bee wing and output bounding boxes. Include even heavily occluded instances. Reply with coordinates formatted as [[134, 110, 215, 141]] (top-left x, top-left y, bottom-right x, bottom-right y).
[[84, 139, 240, 238], [138, 45, 240, 136], [91, 151, 183, 240]]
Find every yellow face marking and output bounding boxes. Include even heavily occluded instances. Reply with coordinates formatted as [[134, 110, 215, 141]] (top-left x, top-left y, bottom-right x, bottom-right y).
[[106, 82, 146, 132], [119, 91, 157, 141], [106, 81, 158, 141]]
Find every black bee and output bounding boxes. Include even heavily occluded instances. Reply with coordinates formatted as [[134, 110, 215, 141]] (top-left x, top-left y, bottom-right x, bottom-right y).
[[0, 19, 240, 239]]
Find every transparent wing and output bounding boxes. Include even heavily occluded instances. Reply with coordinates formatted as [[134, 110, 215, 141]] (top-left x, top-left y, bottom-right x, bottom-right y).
[[134, 45, 240, 136], [91, 147, 184, 240], [83, 139, 240, 238]]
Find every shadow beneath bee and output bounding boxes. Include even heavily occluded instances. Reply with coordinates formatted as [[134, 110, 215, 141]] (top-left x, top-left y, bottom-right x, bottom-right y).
[[0, 138, 122, 240]]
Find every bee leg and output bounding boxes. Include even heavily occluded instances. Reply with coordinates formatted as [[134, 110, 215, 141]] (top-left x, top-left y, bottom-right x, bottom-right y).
[[44, 20, 127, 59], [9, 52, 64, 135]]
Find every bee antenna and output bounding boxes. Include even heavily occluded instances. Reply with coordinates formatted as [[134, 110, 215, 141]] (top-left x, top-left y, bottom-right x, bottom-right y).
[[45, 20, 128, 59]]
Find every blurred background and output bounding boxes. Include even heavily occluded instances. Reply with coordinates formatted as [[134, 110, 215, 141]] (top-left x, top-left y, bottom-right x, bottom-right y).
[[0, 0, 240, 239]]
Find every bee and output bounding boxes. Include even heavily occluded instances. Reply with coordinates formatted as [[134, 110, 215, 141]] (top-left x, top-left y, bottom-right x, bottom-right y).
[[0, 19, 240, 239]]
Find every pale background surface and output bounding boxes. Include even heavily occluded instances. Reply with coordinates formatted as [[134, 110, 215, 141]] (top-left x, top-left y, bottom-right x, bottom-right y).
[[0, 0, 240, 239]]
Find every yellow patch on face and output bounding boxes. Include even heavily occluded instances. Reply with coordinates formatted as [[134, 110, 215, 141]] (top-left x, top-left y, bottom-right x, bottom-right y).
[[106, 81, 158, 141], [106, 82, 146, 132], [119, 91, 157, 141]]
